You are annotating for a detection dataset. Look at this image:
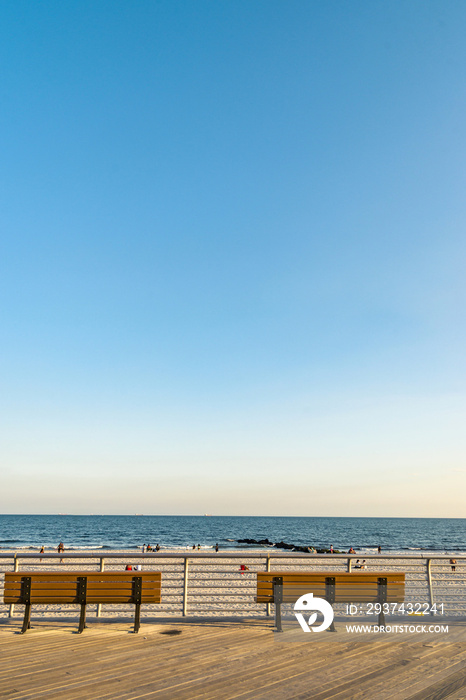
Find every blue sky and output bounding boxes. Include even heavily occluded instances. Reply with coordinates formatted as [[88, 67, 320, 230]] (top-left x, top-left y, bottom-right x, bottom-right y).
[[1, 1, 465, 516]]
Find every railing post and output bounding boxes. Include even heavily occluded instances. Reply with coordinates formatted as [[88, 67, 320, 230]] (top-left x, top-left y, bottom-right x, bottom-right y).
[[427, 559, 434, 614], [9, 555, 19, 617], [266, 555, 271, 617], [347, 557, 352, 573], [96, 558, 105, 617], [182, 558, 189, 616]]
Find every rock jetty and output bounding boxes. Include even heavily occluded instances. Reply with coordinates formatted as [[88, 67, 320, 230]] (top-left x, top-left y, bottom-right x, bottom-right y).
[[236, 538, 341, 554]]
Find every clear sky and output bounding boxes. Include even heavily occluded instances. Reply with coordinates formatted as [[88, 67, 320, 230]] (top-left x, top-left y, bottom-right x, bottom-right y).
[[1, 1, 465, 516]]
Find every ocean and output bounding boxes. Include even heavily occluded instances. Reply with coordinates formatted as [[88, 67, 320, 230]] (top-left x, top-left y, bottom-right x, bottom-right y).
[[0, 514, 465, 554]]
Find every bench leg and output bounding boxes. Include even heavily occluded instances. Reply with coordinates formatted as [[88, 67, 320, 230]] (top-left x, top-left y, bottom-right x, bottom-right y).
[[272, 577, 283, 632], [78, 604, 87, 633], [378, 611, 386, 627], [134, 603, 141, 633], [275, 602, 282, 633], [21, 604, 31, 634]]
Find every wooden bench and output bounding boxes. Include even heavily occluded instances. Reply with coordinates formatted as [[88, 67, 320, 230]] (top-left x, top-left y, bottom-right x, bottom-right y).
[[257, 571, 405, 631], [4, 570, 162, 634]]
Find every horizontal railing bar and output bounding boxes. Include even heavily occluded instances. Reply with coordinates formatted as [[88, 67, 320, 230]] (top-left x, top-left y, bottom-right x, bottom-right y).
[[187, 576, 259, 580], [1, 552, 465, 560], [183, 594, 260, 598], [184, 588, 254, 593], [0, 572, 424, 577]]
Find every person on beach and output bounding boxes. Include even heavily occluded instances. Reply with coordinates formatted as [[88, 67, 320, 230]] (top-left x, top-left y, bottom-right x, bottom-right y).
[[142, 544, 145, 553], [147, 544, 152, 551], [361, 560, 366, 569], [354, 559, 361, 569], [57, 542, 64, 563], [240, 564, 249, 574], [125, 564, 132, 570], [192, 544, 196, 550], [450, 558, 457, 572], [215, 543, 219, 552], [39, 546, 44, 561], [155, 543, 160, 551], [197, 544, 200, 550], [348, 547, 355, 554], [330, 544, 334, 553], [378, 545, 382, 554]]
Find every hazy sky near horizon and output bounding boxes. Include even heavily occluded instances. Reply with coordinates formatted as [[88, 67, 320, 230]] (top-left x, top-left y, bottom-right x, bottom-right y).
[[1, 1, 465, 517]]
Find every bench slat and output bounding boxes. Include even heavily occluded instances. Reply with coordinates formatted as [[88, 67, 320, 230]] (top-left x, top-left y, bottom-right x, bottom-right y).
[[257, 572, 404, 582], [257, 583, 405, 592], [5, 580, 160, 590], [4, 583, 79, 593], [257, 593, 405, 603], [4, 595, 161, 604], [4, 590, 161, 601], [5, 588, 160, 598], [85, 595, 161, 603], [5, 571, 161, 583]]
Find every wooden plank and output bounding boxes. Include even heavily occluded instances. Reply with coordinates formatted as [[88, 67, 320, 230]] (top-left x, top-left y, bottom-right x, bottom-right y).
[[257, 571, 405, 578], [257, 584, 404, 595], [5, 571, 162, 582], [259, 586, 327, 596], [257, 584, 326, 593], [4, 588, 79, 598], [4, 595, 79, 604], [4, 595, 162, 604], [257, 573, 405, 583], [256, 583, 327, 592], [333, 586, 405, 595], [5, 573, 87, 583], [5, 591, 159, 600], [5, 577, 160, 585], [256, 595, 405, 604], [85, 589, 161, 597], [4, 582, 161, 594], [5, 581, 81, 592], [4, 592, 159, 603], [334, 594, 405, 603]]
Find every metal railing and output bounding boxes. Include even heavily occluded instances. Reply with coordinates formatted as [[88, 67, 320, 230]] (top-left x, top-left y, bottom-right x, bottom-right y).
[[1, 552, 465, 620]]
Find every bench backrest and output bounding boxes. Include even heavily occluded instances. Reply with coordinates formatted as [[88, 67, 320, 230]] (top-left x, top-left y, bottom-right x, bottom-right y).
[[257, 571, 405, 604], [4, 571, 162, 605]]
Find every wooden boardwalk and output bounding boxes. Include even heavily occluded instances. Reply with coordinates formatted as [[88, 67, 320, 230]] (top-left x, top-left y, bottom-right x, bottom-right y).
[[1, 616, 465, 699]]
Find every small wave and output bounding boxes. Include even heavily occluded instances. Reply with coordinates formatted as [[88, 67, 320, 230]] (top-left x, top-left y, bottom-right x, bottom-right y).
[[0, 539, 25, 544], [65, 545, 128, 550]]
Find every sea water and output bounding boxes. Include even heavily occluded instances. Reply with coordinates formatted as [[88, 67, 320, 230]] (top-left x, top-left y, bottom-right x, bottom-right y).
[[0, 514, 464, 554]]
